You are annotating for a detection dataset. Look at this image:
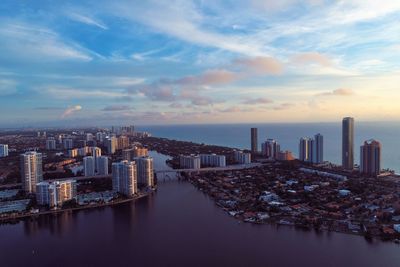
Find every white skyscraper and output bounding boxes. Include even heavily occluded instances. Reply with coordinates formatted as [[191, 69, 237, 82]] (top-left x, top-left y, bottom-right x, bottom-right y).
[[46, 138, 56, 150], [261, 139, 280, 159], [91, 147, 102, 171], [200, 154, 226, 167], [83, 156, 95, 176], [299, 137, 311, 162], [136, 156, 154, 187], [0, 144, 9, 157], [112, 160, 137, 196], [20, 152, 43, 193], [36, 180, 77, 207], [179, 155, 201, 169], [97, 156, 109, 175], [312, 133, 324, 164], [106, 137, 117, 154], [63, 138, 73, 149]]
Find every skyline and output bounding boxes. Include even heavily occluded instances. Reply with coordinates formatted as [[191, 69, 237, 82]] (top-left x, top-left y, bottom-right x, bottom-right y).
[[1, 1, 400, 126]]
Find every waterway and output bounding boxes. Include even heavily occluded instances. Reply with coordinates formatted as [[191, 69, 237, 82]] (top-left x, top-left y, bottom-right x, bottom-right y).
[[0, 152, 399, 266]]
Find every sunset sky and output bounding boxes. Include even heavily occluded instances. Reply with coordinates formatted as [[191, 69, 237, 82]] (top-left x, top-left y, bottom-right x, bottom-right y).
[[0, 0, 400, 126]]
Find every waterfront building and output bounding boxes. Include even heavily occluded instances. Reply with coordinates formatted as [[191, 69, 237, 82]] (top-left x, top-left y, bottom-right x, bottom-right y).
[[136, 156, 154, 187], [200, 154, 226, 167], [45, 138, 56, 150], [251, 128, 258, 153], [312, 133, 324, 164], [261, 139, 280, 159], [179, 155, 201, 169], [83, 156, 95, 176], [20, 152, 43, 193], [106, 136, 117, 154], [342, 117, 354, 170], [360, 139, 381, 177], [36, 180, 77, 207], [133, 147, 148, 158], [63, 138, 74, 150], [68, 149, 78, 158], [112, 160, 138, 196], [91, 147, 102, 172], [0, 144, 9, 157], [234, 150, 251, 164], [299, 137, 310, 162], [96, 156, 109, 175]]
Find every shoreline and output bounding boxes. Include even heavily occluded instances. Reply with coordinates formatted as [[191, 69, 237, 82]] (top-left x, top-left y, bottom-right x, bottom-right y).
[[0, 191, 154, 224]]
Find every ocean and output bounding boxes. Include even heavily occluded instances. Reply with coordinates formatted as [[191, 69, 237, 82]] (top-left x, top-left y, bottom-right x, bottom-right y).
[[139, 122, 400, 172]]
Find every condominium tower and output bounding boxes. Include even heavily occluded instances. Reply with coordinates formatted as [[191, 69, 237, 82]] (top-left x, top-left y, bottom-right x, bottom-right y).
[[20, 151, 43, 193], [342, 117, 354, 170]]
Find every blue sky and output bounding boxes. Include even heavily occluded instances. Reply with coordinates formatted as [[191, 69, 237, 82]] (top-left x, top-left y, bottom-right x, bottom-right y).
[[0, 0, 400, 127]]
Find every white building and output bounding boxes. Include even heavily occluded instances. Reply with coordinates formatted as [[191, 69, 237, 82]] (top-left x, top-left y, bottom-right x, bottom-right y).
[[136, 156, 154, 187], [78, 146, 91, 156], [106, 137, 117, 154], [200, 154, 226, 167], [234, 151, 251, 164], [179, 155, 201, 169], [68, 149, 78, 158], [83, 156, 95, 176], [36, 180, 77, 207], [112, 160, 137, 196], [91, 147, 102, 171], [45, 138, 56, 150], [20, 152, 43, 193], [96, 156, 109, 175], [299, 134, 324, 164], [0, 144, 9, 157]]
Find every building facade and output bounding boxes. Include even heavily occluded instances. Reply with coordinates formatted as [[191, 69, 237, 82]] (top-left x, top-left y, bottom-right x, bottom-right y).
[[342, 117, 354, 170], [261, 139, 280, 159], [20, 152, 43, 193], [36, 180, 77, 207], [234, 150, 251, 164], [45, 138, 56, 150], [360, 139, 381, 177], [0, 144, 8, 157], [179, 155, 201, 169], [112, 160, 138, 196], [83, 156, 95, 176], [200, 154, 226, 167], [136, 156, 154, 187], [96, 156, 109, 175], [251, 128, 258, 153]]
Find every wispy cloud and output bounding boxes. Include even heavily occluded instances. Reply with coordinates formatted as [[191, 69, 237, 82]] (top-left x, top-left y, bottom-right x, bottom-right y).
[[61, 105, 82, 118], [66, 12, 108, 30], [317, 88, 355, 97], [102, 105, 133, 111]]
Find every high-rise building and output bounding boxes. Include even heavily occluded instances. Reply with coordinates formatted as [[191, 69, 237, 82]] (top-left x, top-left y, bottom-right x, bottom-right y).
[[96, 156, 109, 175], [251, 128, 258, 153], [200, 154, 226, 167], [91, 147, 101, 172], [112, 160, 138, 196], [0, 144, 9, 157], [261, 139, 280, 159], [312, 133, 324, 164], [342, 117, 354, 170], [234, 150, 251, 164], [86, 133, 94, 142], [63, 138, 74, 150], [45, 138, 56, 150], [117, 136, 130, 150], [179, 155, 201, 169], [299, 137, 310, 162], [78, 146, 91, 156], [96, 132, 106, 143], [360, 139, 381, 177], [20, 152, 43, 193], [106, 137, 117, 154], [136, 156, 154, 187], [83, 156, 95, 176], [68, 149, 78, 158], [36, 180, 77, 207]]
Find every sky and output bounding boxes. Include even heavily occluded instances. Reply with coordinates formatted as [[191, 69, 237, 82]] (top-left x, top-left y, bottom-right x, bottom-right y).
[[0, 0, 400, 127]]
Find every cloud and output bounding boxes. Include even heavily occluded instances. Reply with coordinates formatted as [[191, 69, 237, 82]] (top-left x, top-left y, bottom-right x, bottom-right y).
[[0, 79, 17, 95], [66, 12, 108, 30], [178, 69, 239, 86], [317, 88, 355, 96], [242, 97, 273, 105], [234, 57, 284, 75], [34, 107, 63, 110], [61, 105, 82, 118], [291, 52, 332, 67], [273, 103, 295, 110], [102, 105, 133, 111]]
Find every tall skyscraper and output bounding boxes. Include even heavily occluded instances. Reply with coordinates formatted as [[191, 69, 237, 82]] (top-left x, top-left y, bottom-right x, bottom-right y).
[[36, 180, 77, 207], [312, 133, 324, 164], [83, 156, 95, 176], [97, 156, 109, 175], [63, 138, 74, 150], [299, 137, 310, 162], [251, 128, 258, 153], [360, 139, 381, 177], [0, 144, 9, 157], [179, 155, 201, 169], [342, 117, 354, 170], [136, 156, 154, 187], [261, 139, 280, 159], [112, 160, 138, 196], [20, 152, 43, 193]]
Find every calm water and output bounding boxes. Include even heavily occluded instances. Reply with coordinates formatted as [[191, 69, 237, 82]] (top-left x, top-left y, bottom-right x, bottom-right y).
[[0, 152, 399, 267], [140, 122, 400, 172]]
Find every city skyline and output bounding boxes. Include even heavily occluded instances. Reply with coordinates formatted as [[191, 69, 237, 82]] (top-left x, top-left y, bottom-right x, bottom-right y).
[[0, 1, 400, 126]]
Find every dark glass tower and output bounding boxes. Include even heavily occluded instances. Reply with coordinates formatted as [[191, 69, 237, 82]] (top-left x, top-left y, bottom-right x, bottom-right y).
[[342, 117, 354, 170], [251, 128, 258, 153]]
